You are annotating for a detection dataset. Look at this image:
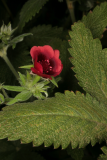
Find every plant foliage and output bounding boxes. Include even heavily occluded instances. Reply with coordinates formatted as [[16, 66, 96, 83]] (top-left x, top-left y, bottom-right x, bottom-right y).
[[0, 139, 46, 160], [98, 146, 107, 160], [69, 22, 107, 106], [19, 0, 49, 32], [0, 91, 107, 149], [1, 0, 107, 159], [25, 25, 64, 47], [0, 43, 30, 85], [66, 145, 84, 160], [82, 2, 107, 39]]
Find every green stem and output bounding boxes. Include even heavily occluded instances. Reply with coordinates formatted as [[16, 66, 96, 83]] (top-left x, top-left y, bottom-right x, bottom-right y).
[[3, 54, 19, 80], [1, 87, 9, 98], [66, 0, 76, 24]]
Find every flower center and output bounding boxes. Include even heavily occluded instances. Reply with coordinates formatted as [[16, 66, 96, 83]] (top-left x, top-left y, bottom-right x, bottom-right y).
[[38, 59, 53, 73]]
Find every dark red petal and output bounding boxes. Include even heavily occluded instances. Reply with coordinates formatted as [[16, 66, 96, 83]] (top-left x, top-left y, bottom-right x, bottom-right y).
[[47, 63, 63, 77], [30, 45, 54, 61], [31, 67, 52, 80], [49, 49, 62, 73], [50, 57, 62, 73], [52, 64, 63, 77], [39, 45, 54, 59], [30, 46, 40, 60], [34, 61, 43, 73], [54, 50, 60, 58]]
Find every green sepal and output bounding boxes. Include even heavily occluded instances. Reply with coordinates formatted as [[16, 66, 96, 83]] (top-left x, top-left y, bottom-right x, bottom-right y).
[[0, 93, 4, 104], [42, 85, 50, 90], [26, 71, 32, 81], [36, 83, 45, 89], [19, 64, 34, 69], [18, 72, 26, 86], [32, 75, 41, 86], [9, 33, 33, 49], [50, 76, 58, 87], [43, 80, 50, 85], [55, 77, 61, 83], [33, 91, 45, 100], [39, 90, 48, 97], [7, 90, 32, 105], [3, 85, 25, 92]]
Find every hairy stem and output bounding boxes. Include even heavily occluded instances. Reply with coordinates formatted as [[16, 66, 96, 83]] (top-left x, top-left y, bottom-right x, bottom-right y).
[[1, 88, 9, 98], [66, 0, 76, 24], [3, 54, 19, 80]]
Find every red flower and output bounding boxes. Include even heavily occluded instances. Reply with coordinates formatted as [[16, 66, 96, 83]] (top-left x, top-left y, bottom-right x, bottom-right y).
[[30, 45, 63, 80]]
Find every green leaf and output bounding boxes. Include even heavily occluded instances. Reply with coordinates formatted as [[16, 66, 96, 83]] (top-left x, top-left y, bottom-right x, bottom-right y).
[[9, 33, 33, 49], [68, 22, 107, 105], [0, 91, 107, 149], [60, 40, 71, 77], [7, 90, 32, 105], [66, 145, 84, 160], [82, 2, 107, 38], [19, 0, 49, 32], [98, 146, 107, 160], [3, 85, 25, 92], [0, 93, 4, 104], [25, 25, 64, 47], [0, 139, 46, 160], [19, 64, 34, 69], [50, 76, 58, 87]]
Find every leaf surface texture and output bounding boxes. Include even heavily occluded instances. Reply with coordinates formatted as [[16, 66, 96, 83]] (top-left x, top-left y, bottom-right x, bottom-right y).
[[69, 22, 107, 105], [0, 91, 107, 149], [82, 2, 107, 38], [19, 0, 49, 31]]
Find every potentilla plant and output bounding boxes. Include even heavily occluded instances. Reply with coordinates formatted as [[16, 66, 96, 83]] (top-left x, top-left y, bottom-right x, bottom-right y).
[[0, 23, 63, 105], [1, 1, 107, 160]]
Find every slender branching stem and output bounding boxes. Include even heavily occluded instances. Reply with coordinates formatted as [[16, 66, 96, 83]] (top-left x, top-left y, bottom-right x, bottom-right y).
[[66, 0, 76, 24], [3, 54, 19, 80]]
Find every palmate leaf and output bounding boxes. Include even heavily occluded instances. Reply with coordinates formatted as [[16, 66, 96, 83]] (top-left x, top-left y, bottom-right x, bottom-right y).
[[82, 2, 107, 39], [0, 91, 107, 149], [68, 22, 107, 106], [19, 0, 49, 32]]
